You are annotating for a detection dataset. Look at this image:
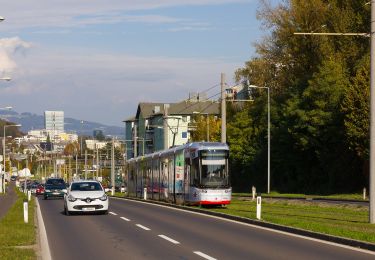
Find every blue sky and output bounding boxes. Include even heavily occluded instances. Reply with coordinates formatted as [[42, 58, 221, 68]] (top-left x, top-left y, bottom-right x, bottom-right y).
[[0, 0, 280, 127]]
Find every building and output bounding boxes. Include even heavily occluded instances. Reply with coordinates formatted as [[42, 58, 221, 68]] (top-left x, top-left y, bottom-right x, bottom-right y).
[[45, 111, 64, 136], [124, 98, 220, 159]]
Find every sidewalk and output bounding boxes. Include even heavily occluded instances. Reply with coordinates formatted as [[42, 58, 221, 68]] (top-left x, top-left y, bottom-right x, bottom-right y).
[[0, 181, 17, 220]]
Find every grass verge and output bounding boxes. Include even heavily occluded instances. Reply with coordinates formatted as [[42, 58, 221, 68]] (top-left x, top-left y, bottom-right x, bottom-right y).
[[204, 197, 375, 243], [0, 190, 36, 260], [234, 192, 368, 201]]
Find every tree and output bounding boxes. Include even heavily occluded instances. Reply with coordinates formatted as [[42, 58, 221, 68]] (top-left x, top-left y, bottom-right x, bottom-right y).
[[63, 142, 80, 156], [190, 115, 221, 142], [231, 0, 370, 193]]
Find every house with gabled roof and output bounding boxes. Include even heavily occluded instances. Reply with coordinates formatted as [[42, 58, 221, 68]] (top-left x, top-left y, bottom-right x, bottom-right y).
[[124, 98, 220, 159]]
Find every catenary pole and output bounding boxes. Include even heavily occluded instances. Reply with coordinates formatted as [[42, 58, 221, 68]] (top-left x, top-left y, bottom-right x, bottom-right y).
[[111, 137, 115, 196], [163, 104, 169, 149], [370, 0, 375, 223], [221, 73, 226, 143]]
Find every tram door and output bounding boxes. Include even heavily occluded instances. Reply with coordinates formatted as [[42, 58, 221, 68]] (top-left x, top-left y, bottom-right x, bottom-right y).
[[175, 151, 184, 205], [184, 157, 190, 202], [168, 155, 174, 203], [161, 159, 168, 201]]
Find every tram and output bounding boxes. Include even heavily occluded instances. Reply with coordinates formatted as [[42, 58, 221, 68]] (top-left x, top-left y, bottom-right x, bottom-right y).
[[126, 142, 231, 206]]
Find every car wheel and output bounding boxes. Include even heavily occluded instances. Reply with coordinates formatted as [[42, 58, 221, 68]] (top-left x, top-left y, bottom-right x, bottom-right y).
[[102, 210, 108, 215], [44, 196, 48, 200], [65, 206, 70, 216]]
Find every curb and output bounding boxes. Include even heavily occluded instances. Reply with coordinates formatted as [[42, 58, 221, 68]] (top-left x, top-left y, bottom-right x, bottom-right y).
[[36, 198, 52, 260], [111, 195, 375, 252]]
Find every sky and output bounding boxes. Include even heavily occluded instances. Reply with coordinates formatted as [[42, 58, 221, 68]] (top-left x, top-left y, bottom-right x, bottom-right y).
[[0, 0, 279, 127]]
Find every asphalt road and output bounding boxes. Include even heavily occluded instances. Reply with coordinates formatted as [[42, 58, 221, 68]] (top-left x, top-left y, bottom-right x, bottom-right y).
[[38, 196, 375, 260]]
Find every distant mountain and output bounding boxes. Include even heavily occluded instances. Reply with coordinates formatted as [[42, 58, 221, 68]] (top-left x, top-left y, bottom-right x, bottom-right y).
[[0, 110, 124, 137]]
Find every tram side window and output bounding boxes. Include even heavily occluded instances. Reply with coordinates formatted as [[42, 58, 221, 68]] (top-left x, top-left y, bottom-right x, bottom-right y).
[[190, 157, 199, 186]]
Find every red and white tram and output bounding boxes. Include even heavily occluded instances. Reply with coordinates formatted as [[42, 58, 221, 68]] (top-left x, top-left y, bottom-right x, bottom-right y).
[[126, 142, 231, 206]]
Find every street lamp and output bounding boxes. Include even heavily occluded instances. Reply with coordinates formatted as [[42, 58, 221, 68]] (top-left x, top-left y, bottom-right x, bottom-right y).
[[193, 111, 209, 142], [248, 85, 270, 194], [80, 120, 84, 156], [1, 124, 21, 193], [0, 77, 11, 81]]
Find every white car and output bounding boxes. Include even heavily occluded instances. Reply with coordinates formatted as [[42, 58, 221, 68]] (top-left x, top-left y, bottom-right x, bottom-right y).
[[64, 180, 109, 215]]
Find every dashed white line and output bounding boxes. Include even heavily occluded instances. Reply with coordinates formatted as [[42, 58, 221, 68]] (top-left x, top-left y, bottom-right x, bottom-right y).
[[158, 235, 180, 244], [109, 212, 117, 216], [193, 251, 217, 260], [136, 224, 151, 231], [120, 217, 130, 221]]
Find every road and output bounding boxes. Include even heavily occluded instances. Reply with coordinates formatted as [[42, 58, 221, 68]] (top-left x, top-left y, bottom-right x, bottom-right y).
[[38, 196, 374, 260]]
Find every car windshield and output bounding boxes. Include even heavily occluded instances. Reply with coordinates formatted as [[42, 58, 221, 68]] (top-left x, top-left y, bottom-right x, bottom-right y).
[[71, 182, 103, 191], [46, 179, 65, 186]]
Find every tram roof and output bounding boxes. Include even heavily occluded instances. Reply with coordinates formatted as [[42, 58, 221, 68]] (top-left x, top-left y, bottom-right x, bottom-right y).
[[127, 142, 228, 162]]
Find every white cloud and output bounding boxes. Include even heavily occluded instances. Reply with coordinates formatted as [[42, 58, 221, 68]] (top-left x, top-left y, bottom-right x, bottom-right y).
[[0, 37, 31, 75], [0, 45, 240, 125]]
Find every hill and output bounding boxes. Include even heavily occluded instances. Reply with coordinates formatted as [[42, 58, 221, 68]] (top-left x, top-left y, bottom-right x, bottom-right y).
[[0, 110, 123, 137]]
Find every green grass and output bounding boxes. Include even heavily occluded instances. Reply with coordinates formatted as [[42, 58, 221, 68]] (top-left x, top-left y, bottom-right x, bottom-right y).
[[233, 192, 368, 201], [0, 190, 36, 259], [204, 197, 375, 243], [108, 191, 126, 197]]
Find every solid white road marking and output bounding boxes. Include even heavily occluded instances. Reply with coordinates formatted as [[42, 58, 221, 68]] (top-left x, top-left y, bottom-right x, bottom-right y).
[[193, 251, 217, 260], [109, 212, 117, 215], [136, 224, 151, 230], [36, 198, 52, 260], [158, 235, 180, 244], [120, 217, 130, 221]]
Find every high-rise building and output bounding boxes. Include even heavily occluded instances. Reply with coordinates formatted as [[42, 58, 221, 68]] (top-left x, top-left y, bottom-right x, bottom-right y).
[[45, 111, 64, 135]]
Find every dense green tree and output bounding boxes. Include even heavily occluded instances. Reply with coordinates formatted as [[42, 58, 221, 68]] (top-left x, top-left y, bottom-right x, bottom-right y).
[[231, 0, 370, 193]]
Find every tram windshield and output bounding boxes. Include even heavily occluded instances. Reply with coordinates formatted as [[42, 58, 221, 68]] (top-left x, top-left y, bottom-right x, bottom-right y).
[[199, 150, 229, 188]]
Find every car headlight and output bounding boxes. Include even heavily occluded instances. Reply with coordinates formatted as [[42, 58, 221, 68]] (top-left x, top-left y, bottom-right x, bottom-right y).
[[45, 189, 51, 192], [67, 194, 77, 202], [99, 194, 108, 201], [62, 189, 67, 193]]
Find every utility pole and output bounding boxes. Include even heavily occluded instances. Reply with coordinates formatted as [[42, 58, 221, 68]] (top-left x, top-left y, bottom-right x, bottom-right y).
[[80, 120, 84, 156], [133, 123, 137, 158], [111, 137, 115, 196], [221, 73, 226, 143], [84, 149, 87, 180], [370, 0, 375, 224], [75, 149, 78, 178], [163, 104, 169, 149], [96, 147, 99, 180]]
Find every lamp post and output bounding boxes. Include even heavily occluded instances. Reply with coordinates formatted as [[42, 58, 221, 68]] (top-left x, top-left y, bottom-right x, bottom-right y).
[[193, 111, 209, 142], [1, 124, 21, 193], [248, 85, 270, 194], [80, 120, 84, 156]]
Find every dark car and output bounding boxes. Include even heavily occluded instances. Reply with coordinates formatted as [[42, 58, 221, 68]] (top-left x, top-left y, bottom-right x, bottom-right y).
[[44, 178, 67, 200], [10, 176, 17, 181]]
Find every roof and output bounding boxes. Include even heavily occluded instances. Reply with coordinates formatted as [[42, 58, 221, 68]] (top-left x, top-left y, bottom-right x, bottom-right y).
[[134, 100, 220, 120], [136, 103, 166, 119], [169, 100, 219, 115], [122, 116, 136, 123]]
